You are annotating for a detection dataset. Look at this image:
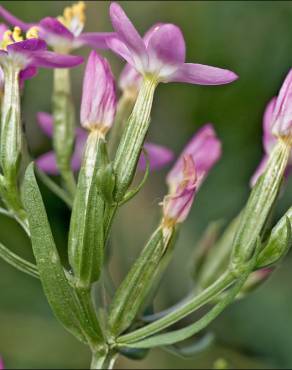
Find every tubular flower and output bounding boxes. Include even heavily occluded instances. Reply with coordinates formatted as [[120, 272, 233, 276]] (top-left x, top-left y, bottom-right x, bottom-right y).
[[36, 112, 174, 174], [0, 1, 114, 53], [162, 124, 221, 229], [108, 2, 238, 85], [251, 69, 292, 186], [80, 50, 117, 135], [0, 25, 83, 74]]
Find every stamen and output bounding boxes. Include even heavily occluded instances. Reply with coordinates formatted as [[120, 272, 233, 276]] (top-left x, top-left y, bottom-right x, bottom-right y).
[[26, 26, 39, 39], [12, 26, 23, 42], [57, 1, 86, 36]]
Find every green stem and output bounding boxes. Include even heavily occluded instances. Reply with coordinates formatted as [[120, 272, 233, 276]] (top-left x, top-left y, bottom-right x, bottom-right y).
[[52, 68, 76, 197], [0, 242, 39, 279], [90, 349, 118, 370], [117, 270, 234, 344]]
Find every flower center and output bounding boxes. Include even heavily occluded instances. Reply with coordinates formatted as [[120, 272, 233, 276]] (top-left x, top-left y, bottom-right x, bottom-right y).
[[0, 26, 39, 51], [57, 1, 86, 37]]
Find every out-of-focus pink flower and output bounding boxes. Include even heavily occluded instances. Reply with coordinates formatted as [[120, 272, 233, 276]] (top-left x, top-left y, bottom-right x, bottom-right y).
[[0, 25, 83, 81], [0, 2, 114, 52], [108, 2, 238, 85], [81, 51, 117, 134], [36, 112, 174, 175], [167, 124, 222, 191], [251, 70, 292, 186], [162, 124, 221, 226], [0, 357, 4, 370]]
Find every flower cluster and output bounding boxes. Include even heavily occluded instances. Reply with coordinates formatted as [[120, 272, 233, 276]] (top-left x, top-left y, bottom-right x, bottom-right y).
[[0, 2, 292, 370]]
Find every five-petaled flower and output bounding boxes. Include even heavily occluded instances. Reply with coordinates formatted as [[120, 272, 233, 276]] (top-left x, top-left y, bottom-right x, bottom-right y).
[[251, 69, 292, 186], [108, 2, 238, 85], [162, 124, 221, 228], [0, 24, 83, 77], [0, 1, 114, 53]]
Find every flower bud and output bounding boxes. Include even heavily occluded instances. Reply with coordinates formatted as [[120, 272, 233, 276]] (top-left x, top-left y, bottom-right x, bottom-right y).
[[272, 69, 292, 138], [80, 50, 116, 135], [162, 155, 197, 228]]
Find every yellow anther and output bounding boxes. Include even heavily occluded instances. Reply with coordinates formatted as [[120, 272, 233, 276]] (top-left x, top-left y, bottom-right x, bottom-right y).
[[1, 30, 13, 50], [64, 6, 73, 21], [26, 26, 39, 39], [12, 26, 24, 42]]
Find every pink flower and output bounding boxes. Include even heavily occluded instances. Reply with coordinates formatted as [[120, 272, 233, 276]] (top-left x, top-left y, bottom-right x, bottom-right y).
[[81, 51, 117, 134], [251, 69, 292, 186], [0, 2, 114, 52], [108, 2, 238, 85], [162, 124, 221, 226]]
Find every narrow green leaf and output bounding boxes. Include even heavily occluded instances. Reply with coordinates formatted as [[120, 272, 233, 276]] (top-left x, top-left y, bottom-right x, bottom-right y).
[[22, 163, 88, 344], [119, 148, 150, 207], [162, 332, 215, 359], [109, 227, 173, 337], [257, 207, 292, 268], [120, 274, 247, 349], [0, 242, 39, 279]]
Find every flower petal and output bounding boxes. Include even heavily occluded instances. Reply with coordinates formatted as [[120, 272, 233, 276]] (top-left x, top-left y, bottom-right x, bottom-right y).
[[36, 151, 58, 175], [168, 63, 238, 85], [167, 124, 221, 188], [0, 5, 33, 30], [119, 63, 141, 91], [19, 66, 38, 88], [271, 69, 292, 136], [109, 2, 147, 71], [146, 23, 186, 78], [80, 51, 116, 131], [263, 97, 277, 154], [107, 36, 134, 66], [39, 17, 73, 40], [0, 23, 8, 39], [7, 38, 47, 53], [37, 112, 53, 137], [76, 32, 115, 49], [138, 142, 174, 171], [31, 51, 83, 69]]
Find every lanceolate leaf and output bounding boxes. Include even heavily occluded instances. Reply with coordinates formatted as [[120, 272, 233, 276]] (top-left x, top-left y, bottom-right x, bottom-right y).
[[22, 163, 94, 344], [257, 208, 292, 268], [109, 227, 173, 337], [118, 274, 248, 349]]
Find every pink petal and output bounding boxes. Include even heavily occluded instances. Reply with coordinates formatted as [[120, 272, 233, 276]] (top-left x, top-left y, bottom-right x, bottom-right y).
[[167, 124, 221, 188], [271, 69, 292, 136], [0, 5, 33, 30], [37, 112, 53, 137], [39, 17, 73, 40], [0, 23, 8, 39], [36, 151, 58, 175], [80, 51, 116, 131], [109, 2, 148, 71], [250, 155, 269, 188], [7, 38, 47, 53], [31, 51, 83, 69], [263, 97, 277, 154], [19, 66, 38, 88], [146, 23, 186, 78], [119, 63, 141, 91], [76, 32, 115, 49], [168, 63, 238, 85], [107, 37, 134, 66], [138, 142, 174, 171]]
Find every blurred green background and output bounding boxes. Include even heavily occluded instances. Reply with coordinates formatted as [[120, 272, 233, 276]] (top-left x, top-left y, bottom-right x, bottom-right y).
[[1, 1, 292, 368]]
